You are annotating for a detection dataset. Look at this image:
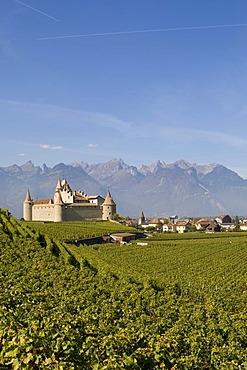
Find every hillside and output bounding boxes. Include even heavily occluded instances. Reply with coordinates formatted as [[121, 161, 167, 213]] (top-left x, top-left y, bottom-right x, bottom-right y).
[[1, 159, 247, 218], [0, 210, 246, 369]]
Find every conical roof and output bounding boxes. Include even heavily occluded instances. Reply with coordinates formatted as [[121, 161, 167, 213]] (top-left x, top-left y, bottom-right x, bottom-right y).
[[102, 190, 116, 206], [56, 179, 62, 191], [24, 189, 32, 202], [54, 191, 63, 205]]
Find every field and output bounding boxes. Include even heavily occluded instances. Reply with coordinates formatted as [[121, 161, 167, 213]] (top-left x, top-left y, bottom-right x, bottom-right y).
[[0, 210, 246, 369]]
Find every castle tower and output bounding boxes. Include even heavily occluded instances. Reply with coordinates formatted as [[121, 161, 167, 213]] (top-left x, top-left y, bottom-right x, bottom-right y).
[[54, 190, 63, 222], [23, 189, 33, 221], [102, 190, 116, 220]]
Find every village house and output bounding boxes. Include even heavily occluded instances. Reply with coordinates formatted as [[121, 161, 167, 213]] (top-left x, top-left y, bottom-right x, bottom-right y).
[[147, 218, 164, 231], [174, 220, 191, 233], [162, 219, 191, 233], [220, 223, 236, 231], [239, 221, 247, 231], [194, 218, 220, 232], [163, 223, 175, 232], [214, 215, 235, 230], [138, 211, 164, 231]]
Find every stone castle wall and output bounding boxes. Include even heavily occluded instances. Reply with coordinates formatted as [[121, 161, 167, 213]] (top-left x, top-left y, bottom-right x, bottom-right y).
[[32, 205, 55, 221], [32, 204, 102, 221], [102, 204, 116, 220], [63, 205, 102, 221]]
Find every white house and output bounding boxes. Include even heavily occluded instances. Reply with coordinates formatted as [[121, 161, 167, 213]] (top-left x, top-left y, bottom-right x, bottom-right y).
[[175, 220, 190, 233]]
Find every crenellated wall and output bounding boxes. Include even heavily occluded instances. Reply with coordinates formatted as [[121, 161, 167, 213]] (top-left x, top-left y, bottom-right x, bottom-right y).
[[60, 189, 74, 204]]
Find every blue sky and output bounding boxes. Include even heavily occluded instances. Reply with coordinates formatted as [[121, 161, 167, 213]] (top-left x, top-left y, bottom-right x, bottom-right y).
[[1, 0, 247, 176]]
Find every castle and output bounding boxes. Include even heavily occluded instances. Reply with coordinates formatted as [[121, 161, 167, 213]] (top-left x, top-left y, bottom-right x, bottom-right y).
[[23, 179, 116, 222]]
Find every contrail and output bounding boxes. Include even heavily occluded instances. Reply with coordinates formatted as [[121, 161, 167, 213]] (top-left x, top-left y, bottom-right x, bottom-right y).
[[37, 23, 247, 40], [14, 0, 61, 22]]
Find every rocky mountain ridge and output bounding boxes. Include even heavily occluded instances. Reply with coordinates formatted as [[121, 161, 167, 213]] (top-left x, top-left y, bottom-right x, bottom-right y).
[[1, 159, 247, 218]]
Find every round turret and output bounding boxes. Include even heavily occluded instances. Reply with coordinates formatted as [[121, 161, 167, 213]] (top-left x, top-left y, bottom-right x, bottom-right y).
[[102, 190, 116, 220], [23, 190, 33, 221], [54, 190, 63, 222]]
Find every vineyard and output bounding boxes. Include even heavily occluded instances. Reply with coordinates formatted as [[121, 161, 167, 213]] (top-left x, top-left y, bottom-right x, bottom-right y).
[[0, 209, 247, 369], [26, 220, 137, 241], [73, 235, 247, 289]]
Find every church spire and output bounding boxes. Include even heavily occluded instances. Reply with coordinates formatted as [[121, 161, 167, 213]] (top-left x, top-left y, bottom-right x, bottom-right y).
[[138, 210, 145, 225]]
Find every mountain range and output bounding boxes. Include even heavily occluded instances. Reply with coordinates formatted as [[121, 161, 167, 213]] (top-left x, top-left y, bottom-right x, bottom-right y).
[[1, 159, 247, 218]]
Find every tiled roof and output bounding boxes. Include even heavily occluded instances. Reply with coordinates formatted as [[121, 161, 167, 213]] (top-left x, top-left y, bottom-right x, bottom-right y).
[[102, 190, 116, 206], [195, 218, 209, 224], [74, 193, 88, 202], [176, 221, 188, 226], [149, 218, 162, 224], [33, 199, 53, 205]]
